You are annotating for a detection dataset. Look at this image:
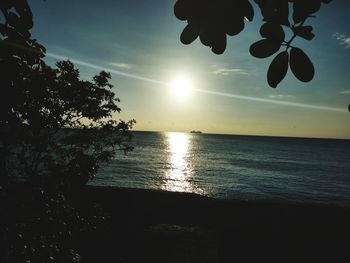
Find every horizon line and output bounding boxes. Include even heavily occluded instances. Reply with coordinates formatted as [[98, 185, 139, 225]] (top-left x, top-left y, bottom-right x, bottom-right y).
[[131, 129, 350, 141]]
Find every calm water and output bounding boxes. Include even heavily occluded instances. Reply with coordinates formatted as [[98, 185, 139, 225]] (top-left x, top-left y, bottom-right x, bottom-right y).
[[93, 131, 350, 206]]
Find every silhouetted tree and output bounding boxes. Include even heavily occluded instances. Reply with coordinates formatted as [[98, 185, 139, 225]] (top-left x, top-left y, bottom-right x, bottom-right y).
[[174, 0, 333, 88], [0, 0, 45, 186], [1, 1, 134, 262], [0, 0, 134, 190], [5, 60, 134, 188]]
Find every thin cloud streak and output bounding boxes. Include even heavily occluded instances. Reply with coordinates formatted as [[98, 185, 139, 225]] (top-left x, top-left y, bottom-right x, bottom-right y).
[[268, 94, 295, 99], [47, 52, 167, 86], [47, 52, 347, 113], [109, 62, 132, 69], [195, 89, 348, 113], [212, 68, 248, 76]]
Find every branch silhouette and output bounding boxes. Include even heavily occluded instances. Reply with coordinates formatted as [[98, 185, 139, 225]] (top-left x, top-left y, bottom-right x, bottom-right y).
[[174, 0, 333, 88]]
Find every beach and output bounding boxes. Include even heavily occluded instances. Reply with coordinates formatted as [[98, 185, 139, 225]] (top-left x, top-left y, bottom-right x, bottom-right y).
[[76, 185, 350, 263]]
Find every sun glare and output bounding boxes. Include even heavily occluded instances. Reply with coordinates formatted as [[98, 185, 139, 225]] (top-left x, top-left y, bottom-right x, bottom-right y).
[[170, 75, 193, 100]]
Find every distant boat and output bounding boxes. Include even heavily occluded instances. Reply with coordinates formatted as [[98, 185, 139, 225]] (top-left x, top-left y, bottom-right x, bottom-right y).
[[190, 130, 202, 134]]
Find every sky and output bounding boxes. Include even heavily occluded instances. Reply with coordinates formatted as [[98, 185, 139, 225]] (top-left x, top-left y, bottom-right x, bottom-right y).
[[29, 0, 350, 139]]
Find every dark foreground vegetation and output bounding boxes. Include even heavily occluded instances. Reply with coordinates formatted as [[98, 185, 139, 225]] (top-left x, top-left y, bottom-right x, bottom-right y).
[[2, 184, 350, 263], [2, 1, 349, 262]]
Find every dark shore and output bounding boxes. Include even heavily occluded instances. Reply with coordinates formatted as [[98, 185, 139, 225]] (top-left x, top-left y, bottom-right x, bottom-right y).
[[72, 186, 350, 263]]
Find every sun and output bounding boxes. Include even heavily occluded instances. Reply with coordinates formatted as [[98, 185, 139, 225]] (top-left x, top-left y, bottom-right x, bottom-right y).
[[170, 75, 194, 100]]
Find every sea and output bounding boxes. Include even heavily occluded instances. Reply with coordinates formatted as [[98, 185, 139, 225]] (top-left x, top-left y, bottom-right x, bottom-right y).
[[93, 131, 350, 207]]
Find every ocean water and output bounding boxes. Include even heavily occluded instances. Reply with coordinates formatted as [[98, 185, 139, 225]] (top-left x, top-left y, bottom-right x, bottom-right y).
[[93, 131, 350, 206]]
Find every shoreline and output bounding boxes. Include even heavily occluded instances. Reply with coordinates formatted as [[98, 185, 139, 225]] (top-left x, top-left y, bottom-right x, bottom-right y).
[[3, 184, 350, 262], [78, 186, 350, 262], [82, 185, 350, 222]]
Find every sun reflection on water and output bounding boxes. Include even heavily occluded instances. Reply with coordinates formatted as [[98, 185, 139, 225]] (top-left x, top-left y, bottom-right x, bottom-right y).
[[163, 132, 203, 194]]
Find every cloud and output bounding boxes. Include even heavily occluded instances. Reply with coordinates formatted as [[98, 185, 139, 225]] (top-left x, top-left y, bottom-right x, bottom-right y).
[[268, 94, 295, 100], [334, 33, 350, 49], [109, 62, 132, 69], [340, 90, 350, 94], [211, 68, 248, 76]]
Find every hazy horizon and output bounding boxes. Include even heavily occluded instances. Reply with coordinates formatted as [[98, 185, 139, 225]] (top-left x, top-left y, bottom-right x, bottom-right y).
[[130, 129, 350, 140]]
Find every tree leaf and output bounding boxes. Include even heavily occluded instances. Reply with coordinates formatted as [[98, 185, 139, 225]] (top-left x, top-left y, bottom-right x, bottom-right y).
[[255, 0, 290, 26], [244, 1, 254, 21], [268, 51, 289, 88], [225, 18, 244, 36], [293, 0, 322, 24], [211, 33, 227, 55], [7, 12, 21, 28], [293, 26, 314, 40], [174, 0, 191, 21], [180, 23, 199, 45], [199, 29, 213, 47], [290, 47, 315, 82], [260, 23, 285, 42], [249, 39, 281, 58]]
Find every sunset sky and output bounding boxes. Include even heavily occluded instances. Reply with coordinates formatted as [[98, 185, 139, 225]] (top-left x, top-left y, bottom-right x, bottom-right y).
[[29, 0, 350, 139]]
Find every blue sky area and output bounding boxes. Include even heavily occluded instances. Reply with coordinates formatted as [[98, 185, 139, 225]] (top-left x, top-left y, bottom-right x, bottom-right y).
[[29, 0, 350, 138]]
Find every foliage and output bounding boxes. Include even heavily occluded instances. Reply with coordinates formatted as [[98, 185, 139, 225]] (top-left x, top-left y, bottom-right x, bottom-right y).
[[175, 0, 254, 55], [0, 1, 135, 189], [2, 183, 112, 262], [174, 0, 333, 88], [0, 0, 45, 186], [3, 60, 135, 189], [1, 1, 134, 262]]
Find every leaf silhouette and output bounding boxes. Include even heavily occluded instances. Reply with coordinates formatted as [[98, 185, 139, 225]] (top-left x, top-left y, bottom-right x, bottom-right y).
[[260, 22, 285, 42], [293, 26, 315, 40], [225, 18, 244, 36], [293, 0, 322, 24], [290, 47, 315, 82], [174, 0, 193, 21], [211, 33, 227, 55], [180, 23, 199, 45], [249, 39, 281, 58], [7, 12, 21, 28], [199, 29, 213, 46], [267, 51, 289, 88], [254, 0, 290, 26], [244, 1, 254, 21], [173, 0, 334, 90], [174, 0, 252, 55]]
